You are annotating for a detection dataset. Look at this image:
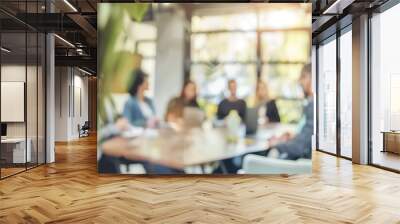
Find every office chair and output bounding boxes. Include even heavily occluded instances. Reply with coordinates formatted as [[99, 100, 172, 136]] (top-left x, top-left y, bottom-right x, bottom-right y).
[[79, 121, 90, 138]]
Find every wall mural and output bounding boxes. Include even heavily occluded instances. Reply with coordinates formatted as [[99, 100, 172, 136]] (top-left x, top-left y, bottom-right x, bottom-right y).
[[97, 3, 313, 175]]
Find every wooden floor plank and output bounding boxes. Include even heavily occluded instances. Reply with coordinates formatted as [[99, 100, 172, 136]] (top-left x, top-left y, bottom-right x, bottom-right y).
[[0, 135, 400, 223]]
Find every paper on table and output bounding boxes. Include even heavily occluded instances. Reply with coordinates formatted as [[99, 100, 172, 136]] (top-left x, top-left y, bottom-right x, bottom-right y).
[[121, 126, 144, 139]]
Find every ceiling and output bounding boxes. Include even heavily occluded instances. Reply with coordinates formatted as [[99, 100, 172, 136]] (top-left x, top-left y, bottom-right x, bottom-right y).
[[0, 0, 393, 75]]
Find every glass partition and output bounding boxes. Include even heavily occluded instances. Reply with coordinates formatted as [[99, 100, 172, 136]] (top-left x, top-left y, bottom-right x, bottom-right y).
[[38, 32, 46, 165], [0, 2, 46, 179], [27, 30, 38, 169], [339, 28, 352, 158], [317, 36, 337, 154], [1, 30, 28, 177]]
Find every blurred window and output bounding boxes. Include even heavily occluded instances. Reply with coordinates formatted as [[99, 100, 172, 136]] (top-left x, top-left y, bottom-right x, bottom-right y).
[[191, 32, 257, 62], [190, 6, 311, 122], [132, 23, 156, 97]]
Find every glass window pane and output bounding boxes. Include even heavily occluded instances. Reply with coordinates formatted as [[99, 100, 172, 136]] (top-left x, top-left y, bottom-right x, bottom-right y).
[[191, 33, 256, 62], [318, 38, 337, 154], [192, 13, 257, 32], [128, 22, 157, 40], [141, 59, 155, 97], [123, 23, 156, 53], [340, 30, 352, 158], [258, 7, 311, 29], [275, 99, 304, 124], [371, 4, 400, 171], [137, 41, 156, 58], [190, 64, 256, 117], [261, 31, 310, 62], [261, 64, 304, 99], [261, 64, 304, 123]]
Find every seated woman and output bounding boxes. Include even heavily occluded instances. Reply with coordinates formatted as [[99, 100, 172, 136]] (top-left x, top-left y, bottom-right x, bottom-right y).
[[180, 80, 200, 108], [255, 80, 280, 123], [180, 80, 205, 127], [120, 70, 182, 174], [123, 69, 158, 128]]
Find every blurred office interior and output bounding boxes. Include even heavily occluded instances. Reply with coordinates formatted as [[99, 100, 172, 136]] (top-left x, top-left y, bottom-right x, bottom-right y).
[[97, 3, 313, 174]]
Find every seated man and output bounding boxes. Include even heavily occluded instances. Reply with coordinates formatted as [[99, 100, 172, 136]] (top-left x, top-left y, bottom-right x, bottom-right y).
[[267, 63, 313, 160], [214, 79, 247, 173], [217, 79, 247, 121]]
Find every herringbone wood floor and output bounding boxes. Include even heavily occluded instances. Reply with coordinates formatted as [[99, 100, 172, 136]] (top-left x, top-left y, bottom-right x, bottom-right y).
[[1, 135, 400, 224]]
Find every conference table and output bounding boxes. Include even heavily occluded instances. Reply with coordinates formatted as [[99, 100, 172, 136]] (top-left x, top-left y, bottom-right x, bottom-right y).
[[118, 122, 297, 172]]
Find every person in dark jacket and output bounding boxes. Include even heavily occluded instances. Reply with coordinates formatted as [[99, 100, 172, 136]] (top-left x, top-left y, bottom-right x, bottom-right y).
[[217, 79, 247, 121]]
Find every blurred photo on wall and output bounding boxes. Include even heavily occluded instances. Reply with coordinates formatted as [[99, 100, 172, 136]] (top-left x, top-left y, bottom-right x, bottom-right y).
[[97, 3, 313, 175]]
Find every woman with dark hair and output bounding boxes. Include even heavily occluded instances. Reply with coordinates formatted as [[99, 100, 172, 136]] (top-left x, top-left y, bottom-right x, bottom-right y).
[[255, 80, 280, 123], [180, 80, 200, 108], [123, 69, 158, 128]]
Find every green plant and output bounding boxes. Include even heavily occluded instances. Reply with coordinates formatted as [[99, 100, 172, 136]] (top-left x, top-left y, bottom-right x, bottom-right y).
[[98, 3, 149, 127]]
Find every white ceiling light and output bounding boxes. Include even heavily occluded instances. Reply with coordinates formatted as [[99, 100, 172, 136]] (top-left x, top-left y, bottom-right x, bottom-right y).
[[1, 47, 11, 53], [78, 67, 93, 76], [323, 0, 355, 15], [54, 34, 75, 48], [63, 0, 78, 12]]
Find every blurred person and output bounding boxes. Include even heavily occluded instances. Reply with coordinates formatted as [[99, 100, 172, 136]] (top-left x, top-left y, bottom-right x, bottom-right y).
[[98, 53, 142, 174], [180, 80, 200, 108], [255, 79, 269, 106], [255, 80, 280, 123], [214, 81, 247, 173], [165, 97, 185, 131], [98, 115, 132, 173], [180, 80, 206, 127], [217, 79, 247, 121], [121, 69, 185, 174], [100, 113, 185, 174], [98, 107, 152, 174], [123, 69, 158, 128], [266, 63, 313, 160]]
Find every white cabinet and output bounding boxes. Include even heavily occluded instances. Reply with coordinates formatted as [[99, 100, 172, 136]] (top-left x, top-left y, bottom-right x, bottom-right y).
[[1, 138, 32, 163]]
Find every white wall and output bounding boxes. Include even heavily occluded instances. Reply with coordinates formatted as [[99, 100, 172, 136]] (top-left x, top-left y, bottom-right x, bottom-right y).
[[55, 67, 68, 141], [153, 9, 186, 118], [54, 67, 89, 141], [1, 65, 32, 137], [1, 64, 46, 164]]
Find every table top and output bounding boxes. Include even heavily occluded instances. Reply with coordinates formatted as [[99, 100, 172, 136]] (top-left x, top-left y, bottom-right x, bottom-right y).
[[381, 131, 400, 134], [120, 123, 296, 169], [1, 137, 27, 143]]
